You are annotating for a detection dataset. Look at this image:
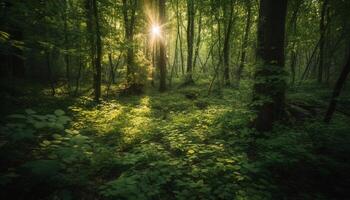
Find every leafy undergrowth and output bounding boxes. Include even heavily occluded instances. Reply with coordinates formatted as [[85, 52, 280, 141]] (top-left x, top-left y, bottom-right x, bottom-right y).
[[1, 85, 350, 200]]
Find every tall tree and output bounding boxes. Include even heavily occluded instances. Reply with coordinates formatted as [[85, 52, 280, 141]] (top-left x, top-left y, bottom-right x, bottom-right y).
[[324, 45, 350, 123], [287, 0, 302, 85], [318, 0, 329, 83], [236, 0, 252, 85], [253, 0, 288, 132], [63, 0, 71, 94], [92, 0, 102, 102], [85, 0, 102, 102], [222, 0, 235, 86], [185, 0, 195, 84], [159, 0, 167, 92], [122, 0, 138, 85]]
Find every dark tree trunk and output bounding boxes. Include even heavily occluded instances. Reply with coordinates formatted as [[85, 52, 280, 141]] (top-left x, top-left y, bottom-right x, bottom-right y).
[[318, 0, 329, 83], [287, 0, 301, 86], [159, 0, 167, 92], [122, 0, 137, 85], [193, 9, 202, 73], [0, 2, 25, 80], [185, 0, 195, 84], [46, 52, 55, 96], [74, 55, 83, 96], [92, 0, 102, 102], [85, 0, 96, 96], [325, 7, 331, 84], [237, 0, 252, 84], [324, 46, 350, 123], [253, 0, 288, 132], [85, 0, 101, 102], [64, 0, 71, 94], [223, 0, 235, 86]]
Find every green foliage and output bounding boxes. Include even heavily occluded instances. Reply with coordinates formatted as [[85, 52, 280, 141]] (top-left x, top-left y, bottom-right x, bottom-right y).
[[1, 109, 70, 142], [1, 85, 350, 199]]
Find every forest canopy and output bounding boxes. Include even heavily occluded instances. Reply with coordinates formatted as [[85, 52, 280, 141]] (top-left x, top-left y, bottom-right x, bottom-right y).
[[1, 0, 350, 199]]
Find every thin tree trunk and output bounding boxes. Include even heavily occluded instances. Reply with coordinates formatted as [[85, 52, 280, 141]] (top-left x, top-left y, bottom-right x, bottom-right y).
[[175, 0, 185, 75], [151, 42, 156, 87], [324, 46, 350, 123], [223, 0, 235, 86], [122, 0, 137, 85], [237, 0, 252, 85], [185, 0, 195, 84], [74, 55, 82, 96], [46, 52, 55, 96], [107, 53, 121, 97], [203, 39, 218, 73], [325, 7, 331, 83], [92, 0, 102, 102], [159, 0, 167, 92], [64, 0, 71, 95], [193, 9, 202, 72], [170, 30, 179, 87], [287, 0, 301, 86], [300, 37, 322, 84], [318, 0, 329, 83]]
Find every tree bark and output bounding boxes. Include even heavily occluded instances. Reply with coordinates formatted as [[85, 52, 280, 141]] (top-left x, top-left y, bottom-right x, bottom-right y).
[[222, 0, 235, 86], [185, 0, 195, 84], [237, 0, 252, 84], [122, 0, 137, 85], [175, 0, 185, 75], [92, 0, 102, 102], [318, 0, 329, 83], [324, 46, 350, 123], [253, 0, 288, 132], [159, 0, 167, 92], [46, 52, 56, 96], [287, 0, 301, 85], [193, 8, 202, 73], [64, 0, 71, 94]]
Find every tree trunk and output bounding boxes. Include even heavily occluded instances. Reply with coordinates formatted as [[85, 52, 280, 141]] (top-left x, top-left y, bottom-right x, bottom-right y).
[[324, 46, 350, 123], [175, 0, 185, 75], [288, 1, 301, 86], [318, 0, 329, 83], [74, 55, 83, 96], [92, 0, 102, 102], [237, 0, 252, 85], [64, 0, 71, 95], [122, 0, 137, 85], [46, 52, 55, 96], [185, 0, 195, 84], [159, 0, 167, 92], [222, 0, 235, 86], [253, 0, 288, 132], [193, 9, 202, 73], [85, 0, 96, 97]]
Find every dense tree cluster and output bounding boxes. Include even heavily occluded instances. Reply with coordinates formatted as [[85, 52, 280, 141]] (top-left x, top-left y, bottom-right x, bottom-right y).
[[1, 0, 350, 129], [1, 0, 350, 199]]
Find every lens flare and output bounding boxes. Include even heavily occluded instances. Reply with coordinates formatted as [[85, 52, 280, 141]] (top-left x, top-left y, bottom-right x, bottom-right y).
[[151, 25, 161, 37]]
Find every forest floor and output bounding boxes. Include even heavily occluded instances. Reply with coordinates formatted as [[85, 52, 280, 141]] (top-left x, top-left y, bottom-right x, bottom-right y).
[[1, 81, 350, 200]]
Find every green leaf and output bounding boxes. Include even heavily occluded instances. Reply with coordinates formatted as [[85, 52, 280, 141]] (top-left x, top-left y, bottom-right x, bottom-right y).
[[22, 160, 61, 177], [34, 122, 46, 129], [25, 109, 36, 115], [10, 129, 35, 141], [7, 114, 26, 119], [54, 109, 65, 116], [188, 149, 195, 154]]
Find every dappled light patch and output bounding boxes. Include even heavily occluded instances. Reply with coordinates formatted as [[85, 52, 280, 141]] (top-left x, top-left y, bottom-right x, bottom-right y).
[[1, 83, 350, 199]]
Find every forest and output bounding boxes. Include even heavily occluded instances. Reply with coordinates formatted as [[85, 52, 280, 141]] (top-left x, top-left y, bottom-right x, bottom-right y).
[[1, 0, 350, 199]]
